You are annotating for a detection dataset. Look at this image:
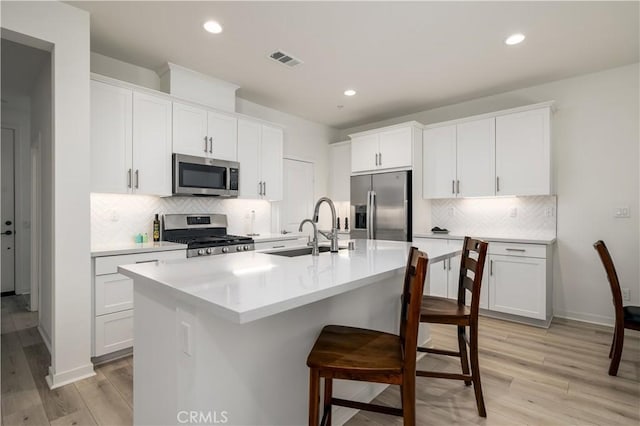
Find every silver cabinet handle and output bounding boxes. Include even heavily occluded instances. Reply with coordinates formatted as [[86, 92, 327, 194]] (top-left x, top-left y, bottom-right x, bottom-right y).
[[135, 170, 139, 189], [490, 259, 493, 276], [456, 180, 460, 194], [452, 180, 455, 194], [263, 181, 266, 196], [505, 248, 526, 252], [204, 136, 208, 153], [209, 137, 213, 154], [258, 182, 262, 196], [379, 152, 382, 166], [127, 169, 132, 188], [272, 245, 285, 249], [448, 258, 452, 271], [136, 259, 158, 264], [374, 153, 378, 166], [496, 176, 500, 192], [443, 260, 446, 270]]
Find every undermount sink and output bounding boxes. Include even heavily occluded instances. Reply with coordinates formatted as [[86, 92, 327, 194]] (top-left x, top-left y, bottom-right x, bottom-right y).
[[266, 246, 344, 257]]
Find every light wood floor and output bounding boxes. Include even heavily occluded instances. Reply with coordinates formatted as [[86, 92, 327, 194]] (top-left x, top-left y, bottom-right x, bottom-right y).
[[2, 295, 638, 426]]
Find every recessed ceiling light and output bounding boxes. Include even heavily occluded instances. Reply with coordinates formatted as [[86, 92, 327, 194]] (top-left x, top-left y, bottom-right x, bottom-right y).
[[505, 33, 525, 45], [344, 89, 356, 96], [203, 20, 223, 34]]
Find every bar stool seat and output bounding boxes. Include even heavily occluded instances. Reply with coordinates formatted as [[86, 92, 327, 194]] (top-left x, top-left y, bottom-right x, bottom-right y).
[[307, 325, 403, 377], [420, 296, 471, 324]]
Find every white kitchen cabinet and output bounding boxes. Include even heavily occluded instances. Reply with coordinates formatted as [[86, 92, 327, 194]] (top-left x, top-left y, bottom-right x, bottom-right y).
[[237, 119, 283, 201], [132, 92, 172, 196], [329, 141, 351, 202], [423, 118, 494, 198], [90, 80, 132, 194], [495, 107, 551, 196], [350, 122, 420, 173], [487, 242, 551, 321], [92, 249, 186, 358], [429, 256, 449, 297], [90, 80, 172, 196], [253, 237, 307, 251], [173, 101, 238, 161]]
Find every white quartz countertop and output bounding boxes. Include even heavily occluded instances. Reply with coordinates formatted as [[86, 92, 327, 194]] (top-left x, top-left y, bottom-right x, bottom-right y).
[[91, 241, 188, 257], [249, 233, 305, 243], [119, 239, 459, 324], [413, 233, 556, 245]]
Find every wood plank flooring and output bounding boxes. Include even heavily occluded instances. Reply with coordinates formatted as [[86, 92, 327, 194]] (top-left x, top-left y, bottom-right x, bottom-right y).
[[2, 294, 638, 425]]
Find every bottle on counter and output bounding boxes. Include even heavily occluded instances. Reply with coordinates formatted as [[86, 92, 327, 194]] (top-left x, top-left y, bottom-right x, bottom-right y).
[[153, 214, 160, 242], [143, 233, 149, 243], [336, 217, 341, 230], [344, 217, 349, 231]]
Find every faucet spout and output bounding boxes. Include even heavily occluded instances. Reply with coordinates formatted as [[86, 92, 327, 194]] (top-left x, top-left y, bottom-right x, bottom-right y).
[[298, 219, 319, 256], [312, 197, 339, 253]]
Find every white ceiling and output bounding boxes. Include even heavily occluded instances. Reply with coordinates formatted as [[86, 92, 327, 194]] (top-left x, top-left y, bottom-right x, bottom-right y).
[[69, 1, 639, 129]]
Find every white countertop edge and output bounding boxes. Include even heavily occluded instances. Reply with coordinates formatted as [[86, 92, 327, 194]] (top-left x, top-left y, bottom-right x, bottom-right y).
[[413, 233, 556, 245], [91, 242, 188, 257]]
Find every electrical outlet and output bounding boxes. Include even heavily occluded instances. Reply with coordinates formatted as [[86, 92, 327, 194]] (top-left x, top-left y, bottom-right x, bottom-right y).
[[509, 207, 517, 218], [614, 207, 630, 218], [447, 207, 454, 217], [544, 206, 554, 217], [622, 288, 631, 301], [109, 210, 119, 222]]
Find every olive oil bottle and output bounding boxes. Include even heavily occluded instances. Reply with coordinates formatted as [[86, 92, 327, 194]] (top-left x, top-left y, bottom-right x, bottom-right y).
[[153, 214, 160, 242]]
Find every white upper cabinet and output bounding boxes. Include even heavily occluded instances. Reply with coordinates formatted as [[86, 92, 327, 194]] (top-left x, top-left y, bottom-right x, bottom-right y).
[[496, 107, 551, 196], [329, 142, 351, 202], [237, 119, 283, 201], [350, 122, 419, 173], [172, 101, 238, 161], [456, 118, 495, 197], [90, 80, 132, 194], [132, 92, 172, 196], [423, 125, 457, 198], [423, 103, 553, 199], [90, 80, 172, 196]]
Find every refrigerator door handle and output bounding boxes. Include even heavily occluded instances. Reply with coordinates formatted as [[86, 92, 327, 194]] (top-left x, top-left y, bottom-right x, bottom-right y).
[[370, 191, 376, 240]]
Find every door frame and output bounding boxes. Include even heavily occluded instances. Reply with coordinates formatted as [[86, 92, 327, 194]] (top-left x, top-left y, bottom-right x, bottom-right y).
[[1, 126, 16, 294]]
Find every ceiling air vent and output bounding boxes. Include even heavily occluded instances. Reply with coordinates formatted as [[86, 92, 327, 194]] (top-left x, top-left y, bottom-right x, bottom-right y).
[[268, 50, 303, 68]]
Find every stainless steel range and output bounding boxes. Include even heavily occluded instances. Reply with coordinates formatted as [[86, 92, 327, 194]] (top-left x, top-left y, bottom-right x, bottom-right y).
[[162, 213, 254, 258]]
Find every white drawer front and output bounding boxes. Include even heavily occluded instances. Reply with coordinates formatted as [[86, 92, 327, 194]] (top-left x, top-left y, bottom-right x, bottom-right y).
[[488, 242, 546, 258], [94, 310, 133, 356], [95, 249, 185, 275], [254, 238, 306, 251], [95, 273, 133, 316]]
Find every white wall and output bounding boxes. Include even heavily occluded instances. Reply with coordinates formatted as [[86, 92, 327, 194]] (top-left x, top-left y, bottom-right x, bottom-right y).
[[339, 63, 640, 325], [30, 59, 53, 347], [1, 94, 31, 295], [2, 1, 94, 387]]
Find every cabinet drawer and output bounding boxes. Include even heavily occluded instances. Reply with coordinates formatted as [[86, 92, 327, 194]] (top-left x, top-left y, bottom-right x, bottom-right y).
[[95, 273, 133, 316], [94, 310, 133, 357], [95, 250, 185, 275], [488, 242, 546, 258], [254, 238, 306, 251]]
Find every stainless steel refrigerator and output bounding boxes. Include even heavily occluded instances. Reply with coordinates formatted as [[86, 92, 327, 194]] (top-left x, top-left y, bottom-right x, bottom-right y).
[[350, 171, 412, 241]]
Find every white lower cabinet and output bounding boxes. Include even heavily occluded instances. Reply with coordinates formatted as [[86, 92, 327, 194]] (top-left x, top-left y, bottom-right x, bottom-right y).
[[254, 237, 307, 251], [92, 249, 186, 357]]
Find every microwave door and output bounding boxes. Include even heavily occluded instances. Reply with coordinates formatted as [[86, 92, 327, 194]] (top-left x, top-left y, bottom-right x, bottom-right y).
[[174, 157, 228, 196]]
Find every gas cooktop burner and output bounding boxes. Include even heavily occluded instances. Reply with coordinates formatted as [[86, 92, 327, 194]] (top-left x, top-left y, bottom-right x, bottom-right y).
[[162, 214, 255, 258]]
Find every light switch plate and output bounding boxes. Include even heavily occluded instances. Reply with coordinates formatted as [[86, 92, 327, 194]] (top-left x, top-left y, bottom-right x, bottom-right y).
[[509, 207, 517, 218], [622, 288, 631, 301], [614, 207, 630, 218], [180, 321, 192, 356]]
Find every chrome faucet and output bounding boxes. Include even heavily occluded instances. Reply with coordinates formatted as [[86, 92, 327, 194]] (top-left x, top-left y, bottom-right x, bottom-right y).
[[298, 219, 319, 256], [312, 197, 339, 253]]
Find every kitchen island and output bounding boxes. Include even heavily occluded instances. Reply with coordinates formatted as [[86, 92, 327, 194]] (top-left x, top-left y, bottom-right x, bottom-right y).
[[119, 239, 461, 426]]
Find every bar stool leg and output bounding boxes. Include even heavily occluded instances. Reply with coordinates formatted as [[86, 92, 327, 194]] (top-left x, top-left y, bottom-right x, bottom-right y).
[[309, 369, 320, 426], [323, 378, 333, 426], [402, 373, 416, 426], [458, 326, 472, 386], [469, 324, 486, 417]]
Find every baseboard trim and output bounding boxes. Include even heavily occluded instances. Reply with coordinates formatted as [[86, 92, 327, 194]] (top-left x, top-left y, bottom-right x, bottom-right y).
[[553, 310, 614, 327], [45, 363, 95, 389], [37, 325, 52, 353], [332, 336, 432, 426]]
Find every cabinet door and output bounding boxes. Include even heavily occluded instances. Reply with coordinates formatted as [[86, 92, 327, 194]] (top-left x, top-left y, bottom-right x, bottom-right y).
[[237, 119, 261, 199], [488, 255, 546, 319], [94, 310, 133, 356], [260, 125, 284, 201], [172, 102, 208, 157], [456, 118, 495, 197], [423, 125, 457, 198], [208, 111, 237, 161], [428, 258, 449, 297], [351, 134, 378, 173], [378, 127, 412, 169], [447, 254, 461, 300], [90, 80, 132, 193], [496, 108, 551, 196], [132, 92, 172, 196], [329, 142, 351, 202]]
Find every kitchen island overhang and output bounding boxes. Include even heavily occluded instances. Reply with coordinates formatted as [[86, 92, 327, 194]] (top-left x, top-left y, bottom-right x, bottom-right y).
[[119, 239, 460, 426]]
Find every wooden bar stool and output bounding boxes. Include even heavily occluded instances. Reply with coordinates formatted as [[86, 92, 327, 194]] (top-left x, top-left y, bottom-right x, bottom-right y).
[[306, 247, 429, 426], [416, 237, 489, 417], [593, 240, 640, 376]]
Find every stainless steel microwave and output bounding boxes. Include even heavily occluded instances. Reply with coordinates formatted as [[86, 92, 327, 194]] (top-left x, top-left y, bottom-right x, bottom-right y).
[[172, 154, 239, 197]]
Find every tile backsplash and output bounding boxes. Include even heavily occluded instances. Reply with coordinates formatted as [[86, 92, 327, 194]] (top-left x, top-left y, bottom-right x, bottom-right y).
[[429, 196, 557, 239], [91, 193, 272, 247]]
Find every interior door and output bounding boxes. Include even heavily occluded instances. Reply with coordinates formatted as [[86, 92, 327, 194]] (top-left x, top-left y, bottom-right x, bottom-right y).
[[350, 175, 371, 239], [372, 172, 408, 241], [281, 159, 314, 233], [1, 128, 16, 293]]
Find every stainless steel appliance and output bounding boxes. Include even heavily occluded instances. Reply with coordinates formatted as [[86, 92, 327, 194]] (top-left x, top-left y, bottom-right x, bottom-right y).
[[173, 154, 239, 197], [350, 171, 412, 241], [162, 213, 254, 257]]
